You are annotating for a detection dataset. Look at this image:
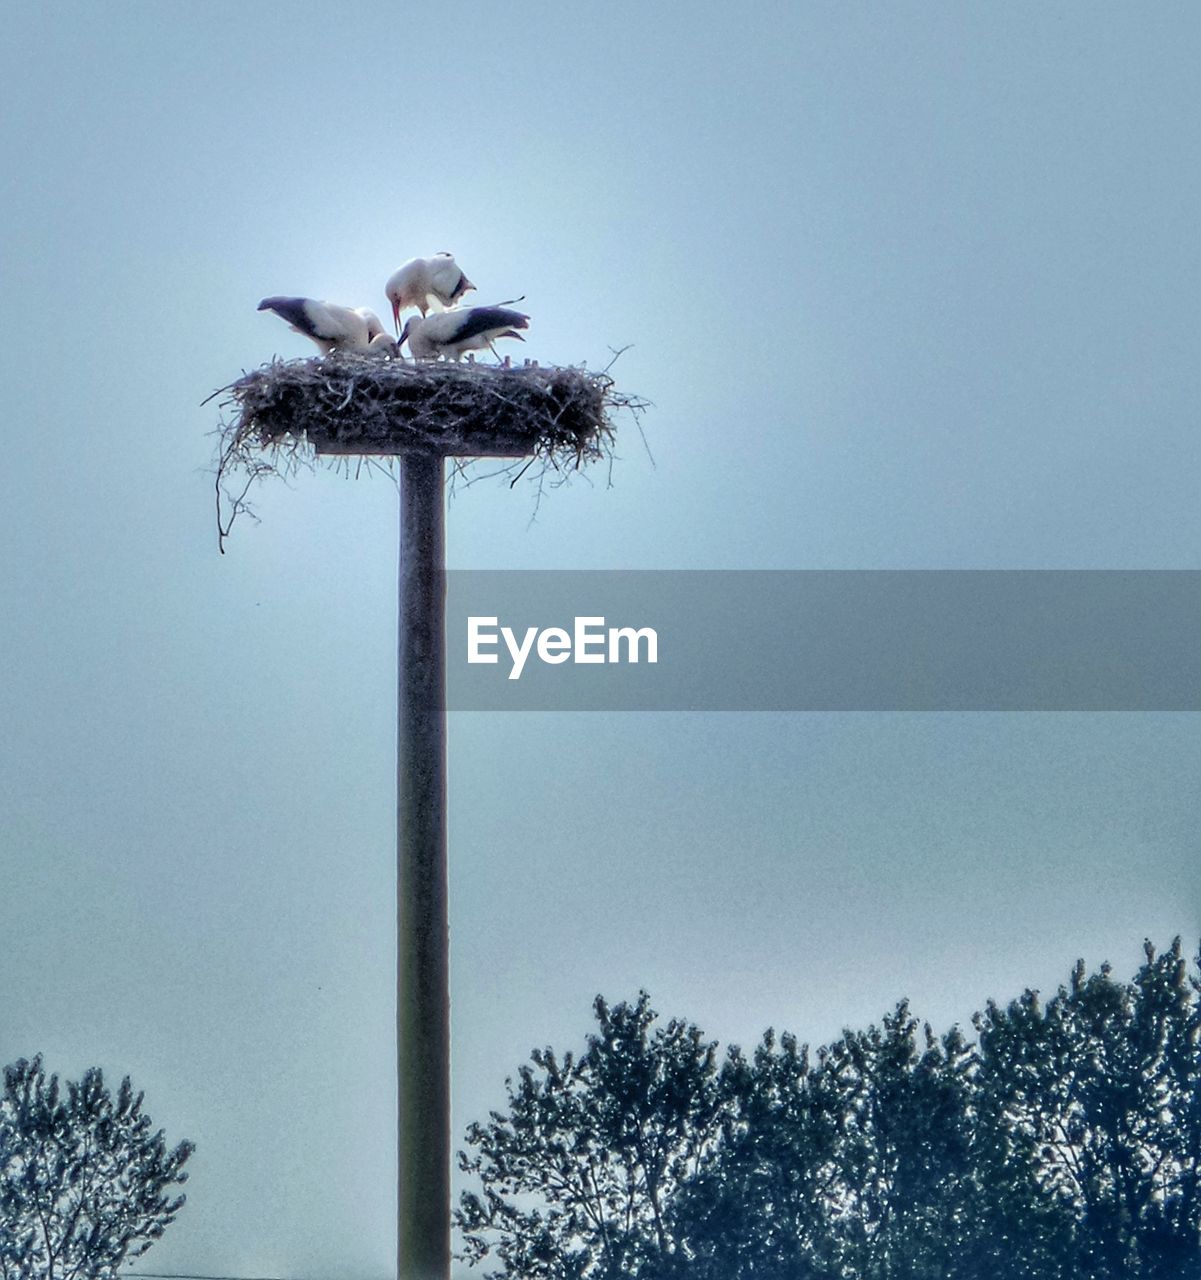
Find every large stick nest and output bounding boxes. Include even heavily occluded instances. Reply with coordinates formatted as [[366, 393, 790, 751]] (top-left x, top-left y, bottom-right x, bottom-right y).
[[209, 354, 646, 551]]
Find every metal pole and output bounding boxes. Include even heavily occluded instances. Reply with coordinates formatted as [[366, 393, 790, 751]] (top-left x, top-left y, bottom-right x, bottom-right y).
[[397, 451, 450, 1280]]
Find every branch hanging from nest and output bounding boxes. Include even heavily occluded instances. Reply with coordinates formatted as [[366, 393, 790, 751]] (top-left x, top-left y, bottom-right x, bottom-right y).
[[208, 354, 647, 552]]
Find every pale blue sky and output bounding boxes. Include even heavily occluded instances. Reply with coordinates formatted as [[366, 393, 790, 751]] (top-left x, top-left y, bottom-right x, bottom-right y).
[[1, 4, 1199, 1278]]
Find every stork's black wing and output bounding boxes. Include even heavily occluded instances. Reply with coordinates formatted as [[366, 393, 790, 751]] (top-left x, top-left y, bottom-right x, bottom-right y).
[[450, 307, 530, 342], [258, 296, 321, 339]]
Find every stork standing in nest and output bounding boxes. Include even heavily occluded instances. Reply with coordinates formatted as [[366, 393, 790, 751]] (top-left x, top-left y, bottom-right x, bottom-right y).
[[258, 297, 399, 356], [385, 253, 475, 331], [400, 306, 530, 362]]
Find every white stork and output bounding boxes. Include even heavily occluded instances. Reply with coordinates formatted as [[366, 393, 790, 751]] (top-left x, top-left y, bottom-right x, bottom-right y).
[[258, 297, 398, 356], [400, 306, 530, 362], [384, 254, 475, 329], [355, 308, 401, 355]]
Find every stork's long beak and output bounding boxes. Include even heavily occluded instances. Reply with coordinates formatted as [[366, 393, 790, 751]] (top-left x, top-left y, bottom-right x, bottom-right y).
[[501, 330, 525, 341], [398, 319, 412, 351], [462, 276, 476, 296], [391, 298, 402, 336]]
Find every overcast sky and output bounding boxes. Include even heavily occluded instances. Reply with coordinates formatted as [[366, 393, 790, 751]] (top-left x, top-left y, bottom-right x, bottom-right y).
[[2, 4, 1200, 1278]]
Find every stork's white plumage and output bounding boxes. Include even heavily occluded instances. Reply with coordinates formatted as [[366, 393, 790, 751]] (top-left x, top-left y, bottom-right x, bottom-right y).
[[384, 253, 475, 329], [258, 297, 398, 356], [356, 308, 388, 340], [400, 306, 530, 362], [355, 308, 401, 355]]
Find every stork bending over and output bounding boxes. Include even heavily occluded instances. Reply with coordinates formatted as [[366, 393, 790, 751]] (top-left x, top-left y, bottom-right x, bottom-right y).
[[257, 297, 398, 356], [384, 254, 475, 330], [400, 306, 530, 362]]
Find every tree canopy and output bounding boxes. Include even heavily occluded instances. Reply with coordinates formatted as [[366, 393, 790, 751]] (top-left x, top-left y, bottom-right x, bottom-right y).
[[0, 1056, 193, 1280], [458, 938, 1201, 1280]]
